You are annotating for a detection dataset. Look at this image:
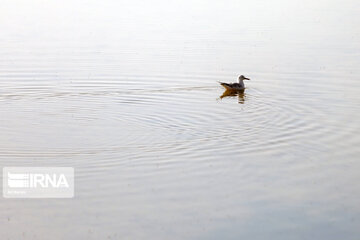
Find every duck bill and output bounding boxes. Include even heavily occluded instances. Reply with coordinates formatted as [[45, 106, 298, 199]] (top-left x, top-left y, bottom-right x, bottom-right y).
[[244, 77, 250, 80]]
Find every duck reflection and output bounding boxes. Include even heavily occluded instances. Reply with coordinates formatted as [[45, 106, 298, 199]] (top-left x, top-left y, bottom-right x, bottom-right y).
[[220, 89, 246, 104]]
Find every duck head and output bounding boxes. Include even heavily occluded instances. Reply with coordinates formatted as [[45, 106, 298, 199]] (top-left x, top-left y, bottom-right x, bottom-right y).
[[239, 75, 250, 81]]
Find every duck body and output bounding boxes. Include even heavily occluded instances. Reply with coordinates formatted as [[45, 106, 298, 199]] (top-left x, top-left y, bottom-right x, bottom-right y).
[[220, 81, 245, 91], [219, 75, 250, 91]]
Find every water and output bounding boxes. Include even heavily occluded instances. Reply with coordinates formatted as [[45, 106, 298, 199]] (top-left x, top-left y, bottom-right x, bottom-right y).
[[1, 0, 360, 239]]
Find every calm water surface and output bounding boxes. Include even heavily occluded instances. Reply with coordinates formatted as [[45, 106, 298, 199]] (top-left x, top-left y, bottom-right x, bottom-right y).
[[1, 0, 360, 239]]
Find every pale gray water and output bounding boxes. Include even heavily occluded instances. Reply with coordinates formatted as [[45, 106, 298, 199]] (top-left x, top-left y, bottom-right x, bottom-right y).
[[1, 0, 360, 239]]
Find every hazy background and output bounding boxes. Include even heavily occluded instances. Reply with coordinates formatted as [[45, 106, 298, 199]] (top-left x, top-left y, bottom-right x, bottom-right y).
[[0, 0, 360, 239]]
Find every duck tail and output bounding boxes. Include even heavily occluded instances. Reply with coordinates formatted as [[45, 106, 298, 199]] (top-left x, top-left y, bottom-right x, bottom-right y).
[[219, 82, 231, 89]]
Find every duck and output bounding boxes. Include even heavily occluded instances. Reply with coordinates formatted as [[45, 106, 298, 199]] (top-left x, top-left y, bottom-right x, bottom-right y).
[[219, 75, 250, 91]]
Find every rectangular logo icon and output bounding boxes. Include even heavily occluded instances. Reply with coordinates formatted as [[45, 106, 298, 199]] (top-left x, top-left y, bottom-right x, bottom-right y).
[[3, 167, 74, 198]]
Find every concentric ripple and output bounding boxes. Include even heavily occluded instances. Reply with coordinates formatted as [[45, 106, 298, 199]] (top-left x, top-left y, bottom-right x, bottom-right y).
[[1, 72, 359, 170]]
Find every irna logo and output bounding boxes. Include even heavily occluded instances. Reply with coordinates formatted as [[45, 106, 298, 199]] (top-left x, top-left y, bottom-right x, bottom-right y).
[[8, 172, 69, 188], [3, 167, 74, 198]]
